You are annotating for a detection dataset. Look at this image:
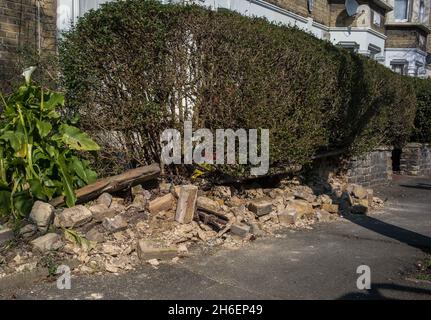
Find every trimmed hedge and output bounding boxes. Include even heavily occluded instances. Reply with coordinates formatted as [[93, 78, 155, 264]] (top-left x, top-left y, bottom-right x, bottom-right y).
[[410, 78, 431, 143], [59, 0, 417, 176]]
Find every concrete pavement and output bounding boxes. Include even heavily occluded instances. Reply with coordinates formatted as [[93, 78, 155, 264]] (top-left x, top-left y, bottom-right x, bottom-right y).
[[2, 175, 431, 300]]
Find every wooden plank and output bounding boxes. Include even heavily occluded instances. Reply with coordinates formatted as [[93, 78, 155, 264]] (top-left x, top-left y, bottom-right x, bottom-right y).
[[50, 163, 160, 207]]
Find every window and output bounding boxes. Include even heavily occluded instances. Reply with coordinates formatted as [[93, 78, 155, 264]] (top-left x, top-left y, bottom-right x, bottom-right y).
[[307, 0, 314, 13], [79, 0, 109, 16], [394, 0, 409, 21], [373, 11, 381, 27], [391, 63, 406, 75], [57, 0, 110, 32], [337, 41, 359, 53], [368, 45, 381, 60]]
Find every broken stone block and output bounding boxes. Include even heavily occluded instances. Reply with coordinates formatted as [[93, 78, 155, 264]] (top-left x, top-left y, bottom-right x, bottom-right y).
[[247, 198, 273, 216], [102, 215, 127, 233], [97, 192, 113, 207], [131, 194, 147, 209], [277, 208, 300, 226], [89, 204, 117, 222], [230, 223, 251, 238], [0, 227, 14, 246], [19, 224, 37, 239], [227, 196, 246, 207], [137, 240, 177, 261], [54, 205, 93, 228], [197, 196, 220, 212], [149, 193, 176, 215], [316, 209, 331, 222], [321, 203, 339, 214], [266, 188, 285, 199], [175, 185, 198, 224], [294, 191, 316, 203], [29, 201, 55, 232], [86, 228, 105, 243], [31, 233, 63, 252], [352, 185, 367, 199], [287, 199, 314, 218]]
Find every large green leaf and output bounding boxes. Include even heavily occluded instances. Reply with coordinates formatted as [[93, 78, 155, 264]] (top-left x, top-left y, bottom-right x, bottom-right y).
[[44, 92, 64, 111], [29, 179, 48, 201], [69, 157, 97, 184], [0, 131, 24, 152], [13, 191, 33, 218], [57, 153, 77, 207], [36, 120, 52, 138], [59, 124, 100, 151]]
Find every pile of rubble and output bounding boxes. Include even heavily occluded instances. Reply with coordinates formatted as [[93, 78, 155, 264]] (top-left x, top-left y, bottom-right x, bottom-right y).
[[0, 172, 385, 278]]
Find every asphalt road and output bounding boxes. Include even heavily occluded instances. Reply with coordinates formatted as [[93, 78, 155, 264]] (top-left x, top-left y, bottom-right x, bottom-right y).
[[4, 175, 431, 300]]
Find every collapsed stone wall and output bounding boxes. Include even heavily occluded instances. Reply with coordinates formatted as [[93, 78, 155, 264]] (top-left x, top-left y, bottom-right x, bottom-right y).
[[400, 143, 431, 176]]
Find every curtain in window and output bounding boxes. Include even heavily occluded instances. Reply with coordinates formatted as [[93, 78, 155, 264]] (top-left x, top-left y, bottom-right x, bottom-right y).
[[394, 0, 408, 20], [79, 0, 110, 16]]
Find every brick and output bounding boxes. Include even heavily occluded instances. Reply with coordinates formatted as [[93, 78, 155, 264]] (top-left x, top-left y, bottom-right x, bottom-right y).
[[321, 203, 339, 214], [230, 223, 251, 238], [247, 198, 273, 216], [149, 193, 176, 215], [175, 185, 198, 224], [137, 240, 177, 261], [278, 208, 300, 225]]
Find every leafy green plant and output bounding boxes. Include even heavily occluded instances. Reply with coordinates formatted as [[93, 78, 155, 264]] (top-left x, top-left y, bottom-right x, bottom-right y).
[[0, 70, 100, 220]]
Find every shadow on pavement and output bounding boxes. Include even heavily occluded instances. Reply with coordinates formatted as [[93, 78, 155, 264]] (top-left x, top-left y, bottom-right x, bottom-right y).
[[338, 282, 431, 300], [344, 214, 431, 254], [400, 183, 431, 191]]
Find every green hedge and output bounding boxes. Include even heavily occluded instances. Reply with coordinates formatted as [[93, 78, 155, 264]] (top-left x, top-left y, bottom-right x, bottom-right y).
[[410, 78, 431, 143], [59, 0, 417, 176]]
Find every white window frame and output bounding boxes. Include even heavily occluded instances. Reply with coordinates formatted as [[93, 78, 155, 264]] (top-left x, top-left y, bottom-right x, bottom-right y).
[[394, 0, 410, 22], [391, 61, 407, 75]]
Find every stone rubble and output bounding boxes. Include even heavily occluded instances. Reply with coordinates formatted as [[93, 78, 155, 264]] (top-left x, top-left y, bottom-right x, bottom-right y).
[[0, 174, 386, 279], [29, 201, 55, 232]]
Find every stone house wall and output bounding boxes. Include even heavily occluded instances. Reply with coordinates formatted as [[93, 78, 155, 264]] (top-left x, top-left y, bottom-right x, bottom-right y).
[[345, 147, 393, 186], [0, 0, 57, 92], [400, 143, 431, 176]]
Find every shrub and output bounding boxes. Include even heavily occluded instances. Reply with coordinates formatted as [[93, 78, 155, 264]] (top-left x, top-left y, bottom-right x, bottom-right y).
[[59, 0, 417, 177], [0, 72, 100, 220], [410, 78, 431, 143]]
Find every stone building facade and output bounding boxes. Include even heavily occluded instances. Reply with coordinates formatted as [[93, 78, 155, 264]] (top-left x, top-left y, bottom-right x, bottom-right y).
[[0, 0, 57, 90], [2, 0, 431, 82]]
